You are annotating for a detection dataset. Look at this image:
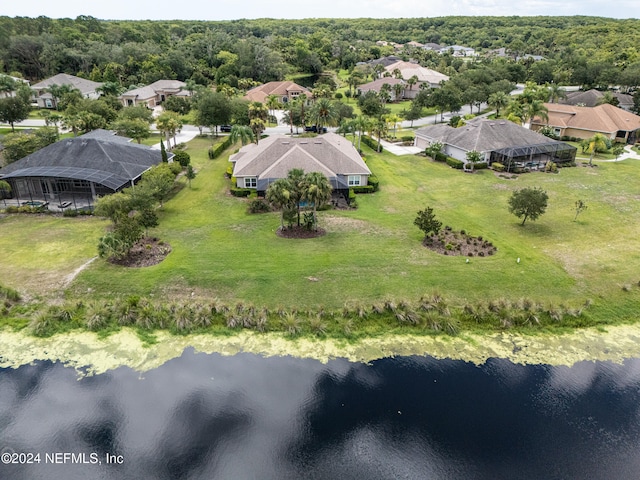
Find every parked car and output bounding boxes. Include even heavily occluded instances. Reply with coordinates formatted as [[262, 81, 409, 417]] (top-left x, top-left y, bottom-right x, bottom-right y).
[[220, 125, 232, 132], [304, 125, 327, 133]]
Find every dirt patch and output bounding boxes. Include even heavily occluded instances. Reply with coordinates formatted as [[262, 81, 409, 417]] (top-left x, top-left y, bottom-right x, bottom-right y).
[[276, 226, 326, 239], [109, 237, 172, 267], [422, 229, 497, 257]]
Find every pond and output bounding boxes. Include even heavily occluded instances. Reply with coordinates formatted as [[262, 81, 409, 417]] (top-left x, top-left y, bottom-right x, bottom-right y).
[[2, 349, 640, 479]]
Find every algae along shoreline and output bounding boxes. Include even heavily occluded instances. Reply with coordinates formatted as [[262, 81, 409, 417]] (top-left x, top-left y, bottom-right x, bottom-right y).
[[3, 325, 640, 375]]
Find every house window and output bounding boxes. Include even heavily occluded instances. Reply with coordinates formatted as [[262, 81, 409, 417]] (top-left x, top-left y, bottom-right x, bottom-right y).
[[244, 177, 257, 188], [554, 128, 561, 136], [348, 175, 361, 186]]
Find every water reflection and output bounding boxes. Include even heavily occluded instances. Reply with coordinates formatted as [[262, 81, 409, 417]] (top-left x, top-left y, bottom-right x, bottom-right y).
[[1, 350, 640, 479]]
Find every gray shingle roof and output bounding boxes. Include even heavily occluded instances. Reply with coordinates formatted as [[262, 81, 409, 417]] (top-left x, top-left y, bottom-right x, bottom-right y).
[[230, 133, 371, 181], [31, 74, 103, 95], [415, 119, 565, 153], [0, 133, 162, 191]]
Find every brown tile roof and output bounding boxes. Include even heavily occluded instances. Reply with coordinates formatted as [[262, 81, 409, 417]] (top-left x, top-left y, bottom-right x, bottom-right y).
[[243, 81, 312, 103], [384, 61, 449, 85], [533, 103, 640, 134], [358, 78, 404, 93]]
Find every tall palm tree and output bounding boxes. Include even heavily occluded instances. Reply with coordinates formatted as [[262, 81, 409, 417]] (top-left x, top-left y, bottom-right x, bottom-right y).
[[522, 100, 548, 129], [303, 172, 333, 230], [287, 168, 306, 226], [546, 83, 566, 103], [393, 82, 404, 102], [371, 117, 387, 152], [308, 98, 338, 133], [353, 115, 371, 152], [488, 91, 510, 117], [385, 113, 401, 138], [407, 75, 419, 91], [249, 118, 265, 144], [265, 94, 281, 124], [586, 133, 608, 167], [266, 178, 294, 229], [155, 111, 183, 147], [229, 125, 255, 145], [379, 83, 392, 107]]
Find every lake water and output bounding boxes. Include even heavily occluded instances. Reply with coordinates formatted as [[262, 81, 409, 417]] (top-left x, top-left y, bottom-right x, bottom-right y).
[[2, 349, 640, 479]]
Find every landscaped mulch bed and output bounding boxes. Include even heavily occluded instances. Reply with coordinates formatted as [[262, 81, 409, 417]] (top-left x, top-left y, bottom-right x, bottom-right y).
[[423, 229, 497, 257], [276, 226, 326, 239], [109, 237, 172, 267]]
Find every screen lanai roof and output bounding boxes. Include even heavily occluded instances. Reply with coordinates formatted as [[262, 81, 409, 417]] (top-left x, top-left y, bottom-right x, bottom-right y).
[[0, 134, 162, 191]]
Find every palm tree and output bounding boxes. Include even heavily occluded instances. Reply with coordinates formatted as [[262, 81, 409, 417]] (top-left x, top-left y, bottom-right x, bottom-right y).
[[155, 111, 183, 148], [250, 118, 266, 144], [287, 168, 306, 226], [248, 101, 268, 123], [229, 125, 255, 145], [265, 94, 281, 125], [393, 82, 404, 102], [522, 100, 548, 129], [373, 64, 385, 79], [379, 83, 392, 107], [47, 84, 79, 110], [392, 68, 403, 79], [586, 133, 608, 167], [266, 178, 294, 229], [347, 71, 363, 97], [385, 113, 401, 139], [371, 117, 387, 152], [546, 83, 566, 103], [303, 172, 333, 230], [308, 98, 338, 133], [488, 91, 510, 117], [353, 115, 371, 152], [407, 75, 419, 91]]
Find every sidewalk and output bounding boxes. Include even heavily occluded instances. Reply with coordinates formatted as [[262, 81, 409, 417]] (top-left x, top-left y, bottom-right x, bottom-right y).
[[596, 144, 640, 162]]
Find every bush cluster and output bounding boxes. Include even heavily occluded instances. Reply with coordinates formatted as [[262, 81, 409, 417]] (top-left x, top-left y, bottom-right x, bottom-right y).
[[492, 162, 505, 172], [248, 198, 270, 213], [351, 185, 375, 194], [230, 187, 253, 197], [367, 174, 380, 192], [446, 157, 464, 169], [209, 136, 234, 159], [361, 135, 383, 153]]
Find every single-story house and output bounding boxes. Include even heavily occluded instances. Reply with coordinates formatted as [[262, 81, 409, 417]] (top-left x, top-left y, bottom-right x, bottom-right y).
[[438, 45, 477, 57], [243, 81, 312, 105], [415, 119, 576, 172], [0, 75, 30, 99], [30, 74, 103, 109], [357, 78, 406, 101], [119, 79, 188, 108], [531, 103, 640, 143], [558, 89, 634, 112], [229, 133, 371, 196], [0, 130, 169, 205], [384, 61, 449, 92]]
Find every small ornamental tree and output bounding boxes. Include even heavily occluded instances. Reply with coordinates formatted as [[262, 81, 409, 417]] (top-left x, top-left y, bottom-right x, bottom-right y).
[[414, 206, 443, 239], [160, 139, 168, 162], [465, 150, 483, 171], [508, 187, 548, 225], [185, 165, 196, 188], [574, 199, 587, 221]]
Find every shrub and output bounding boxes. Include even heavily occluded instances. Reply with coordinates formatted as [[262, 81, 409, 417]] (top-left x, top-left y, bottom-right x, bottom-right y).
[[230, 187, 253, 197], [209, 136, 234, 159], [169, 162, 183, 175], [446, 157, 464, 169], [248, 198, 270, 213], [492, 162, 505, 172], [474, 162, 488, 170], [172, 150, 191, 167], [63, 209, 79, 217], [367, 174, 380, 191], [401, 135, 414, 142], [352, 185, 375, 194], [361, 135, 383, 152]]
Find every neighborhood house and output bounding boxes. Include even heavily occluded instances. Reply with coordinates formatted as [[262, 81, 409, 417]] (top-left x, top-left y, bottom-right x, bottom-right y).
[[119, 80, 188, 108], [229, 133, 371, 198], [30, 74, 103, 109]]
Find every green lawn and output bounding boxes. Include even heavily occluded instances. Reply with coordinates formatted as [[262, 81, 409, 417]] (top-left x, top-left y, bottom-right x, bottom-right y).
[[566, 141, 617, 161], [3, 137, 640, 324]]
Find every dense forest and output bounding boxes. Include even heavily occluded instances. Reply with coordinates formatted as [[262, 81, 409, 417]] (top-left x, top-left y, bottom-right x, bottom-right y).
[[1, 15, 640, 88]]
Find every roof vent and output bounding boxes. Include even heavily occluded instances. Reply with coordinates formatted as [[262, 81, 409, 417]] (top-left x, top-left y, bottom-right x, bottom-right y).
[[499, 122, 506, 125], [281, 141, 290, 144], [314, 141, 322, 144], [300, 141, 308, 144], [490, 123, 495, 126]]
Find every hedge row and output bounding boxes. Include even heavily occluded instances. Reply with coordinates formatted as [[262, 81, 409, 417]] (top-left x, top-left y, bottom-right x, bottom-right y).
[[230, 187, 253, 197], [446, 157, 464, 169], [352, 185, 375, 194], [209, 136, 234, 159], [367, 174, 380, 191], [361, 135, 383, 153]]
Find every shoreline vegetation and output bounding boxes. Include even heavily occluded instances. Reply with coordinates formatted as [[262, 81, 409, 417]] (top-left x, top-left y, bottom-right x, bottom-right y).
[[4, 323, 640, 375], [2, 136, 640, 364]]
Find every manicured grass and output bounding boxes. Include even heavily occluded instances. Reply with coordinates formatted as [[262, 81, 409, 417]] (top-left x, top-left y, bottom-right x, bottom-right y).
[[566, 141, 617, 161], [3, 136, 640, 326]]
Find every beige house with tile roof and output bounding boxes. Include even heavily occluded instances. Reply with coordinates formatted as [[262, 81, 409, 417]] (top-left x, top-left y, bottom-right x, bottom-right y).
[[229, 133, 370, 195], [531, 103, 640, 143], [383, 61, 449, 90], [243, 81, 312, 105], [119, 80, 188, 108]]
